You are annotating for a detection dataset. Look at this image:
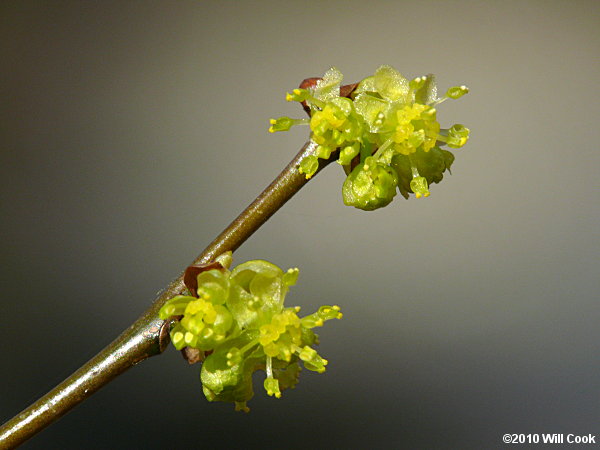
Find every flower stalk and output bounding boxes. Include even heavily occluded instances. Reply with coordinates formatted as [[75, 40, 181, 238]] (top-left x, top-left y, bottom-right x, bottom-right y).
[[0, 139, 332, 448]]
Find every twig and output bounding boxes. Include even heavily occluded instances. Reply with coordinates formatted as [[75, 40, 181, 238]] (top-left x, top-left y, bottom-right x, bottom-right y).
[[0, 140, 330, 448]]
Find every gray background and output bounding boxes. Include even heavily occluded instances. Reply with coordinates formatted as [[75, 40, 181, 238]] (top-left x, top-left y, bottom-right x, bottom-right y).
[[1, 1, 598, 448]]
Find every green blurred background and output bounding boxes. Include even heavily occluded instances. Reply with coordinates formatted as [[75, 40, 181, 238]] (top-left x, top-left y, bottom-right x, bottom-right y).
[[1, 1, 598, 448]]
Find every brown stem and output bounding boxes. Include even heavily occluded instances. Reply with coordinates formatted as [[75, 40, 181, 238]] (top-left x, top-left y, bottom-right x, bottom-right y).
[[0, 140, 331, 448]]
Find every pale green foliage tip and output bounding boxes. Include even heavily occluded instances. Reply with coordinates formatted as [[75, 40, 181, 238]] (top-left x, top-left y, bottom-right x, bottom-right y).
[[159, 255, 342, 412], [269, 65, 471, 210]]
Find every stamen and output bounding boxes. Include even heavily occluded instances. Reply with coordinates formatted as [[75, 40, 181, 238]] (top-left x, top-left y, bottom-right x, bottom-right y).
[[307, 95, 326, 109], [172, 331, 184, 345], [266, 355, 273, 378], [430, 97, 448, 107], [411, 165, 420, 179], [291, 344, 303, 355], [373, 138, 394, 160], [239, 338, 259, 355]]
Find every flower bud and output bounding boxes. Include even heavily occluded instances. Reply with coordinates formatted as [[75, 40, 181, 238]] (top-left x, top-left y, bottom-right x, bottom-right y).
[[342, 157, 399, 211], [298, 155, 319, 179], [446, 85, 469, 99], [338, 143, 361, 166], [264, 378, 282, 398], [410, 176, 430, 199], [269, 117, 294, 133], [445, 124, 470, 148], [285, 88, 310, 102], [299, 346, 328, 373]]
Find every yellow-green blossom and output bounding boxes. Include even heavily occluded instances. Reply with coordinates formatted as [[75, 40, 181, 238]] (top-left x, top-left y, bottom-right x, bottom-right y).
[[269, 65, 471, 208], [160, 256, 342, 411]]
